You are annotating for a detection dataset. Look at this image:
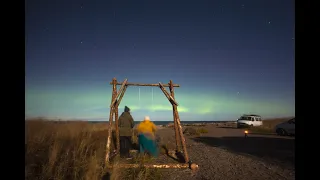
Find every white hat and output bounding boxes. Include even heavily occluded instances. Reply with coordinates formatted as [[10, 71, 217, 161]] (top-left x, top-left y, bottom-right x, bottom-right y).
[[144, 116, 150, 121]]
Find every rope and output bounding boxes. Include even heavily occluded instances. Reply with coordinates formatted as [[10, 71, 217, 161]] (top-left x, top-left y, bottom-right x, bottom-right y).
[[152, 87, 154, 108], [139, 88, 141, 108]]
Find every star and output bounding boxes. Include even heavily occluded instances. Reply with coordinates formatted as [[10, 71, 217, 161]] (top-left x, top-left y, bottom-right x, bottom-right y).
[[80, 41, 83, 44], [241, 4, 245, 8], [221, 5, 224, 11], [268, 21, 271, 24]]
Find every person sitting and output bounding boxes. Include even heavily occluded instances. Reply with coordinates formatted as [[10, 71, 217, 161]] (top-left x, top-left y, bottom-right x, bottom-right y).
[[118, 106, 135, 158], [136, 116, 159, 157]]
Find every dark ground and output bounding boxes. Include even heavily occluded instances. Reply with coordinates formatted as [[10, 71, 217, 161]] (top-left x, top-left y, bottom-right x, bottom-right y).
[[149, 125, 295, 180]]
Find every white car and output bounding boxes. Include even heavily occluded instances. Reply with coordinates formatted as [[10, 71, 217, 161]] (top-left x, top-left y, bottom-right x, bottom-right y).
[[275, 118, 295, 136], [237, 114, 263, 128]]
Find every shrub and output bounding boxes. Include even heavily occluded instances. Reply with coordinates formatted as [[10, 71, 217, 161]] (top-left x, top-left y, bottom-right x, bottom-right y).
[[197, 128, 208, 134], [183, 127, 200, 136]]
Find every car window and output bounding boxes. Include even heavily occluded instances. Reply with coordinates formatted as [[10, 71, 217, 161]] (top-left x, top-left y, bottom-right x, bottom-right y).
[[239, 116, 250, 120]]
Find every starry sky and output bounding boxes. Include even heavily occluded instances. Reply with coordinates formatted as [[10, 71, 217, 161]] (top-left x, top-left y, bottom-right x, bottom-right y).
[[25, 0, 295, 121]]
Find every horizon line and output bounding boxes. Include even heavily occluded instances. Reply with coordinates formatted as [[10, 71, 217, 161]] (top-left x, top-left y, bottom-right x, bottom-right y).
[[25, 116, 294, 122]]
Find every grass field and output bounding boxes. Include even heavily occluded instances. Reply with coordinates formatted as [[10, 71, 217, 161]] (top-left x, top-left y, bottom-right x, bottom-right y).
[[25, 117, 293, 180], [25, 120, 109, 180], [25, 120, 164, 180]]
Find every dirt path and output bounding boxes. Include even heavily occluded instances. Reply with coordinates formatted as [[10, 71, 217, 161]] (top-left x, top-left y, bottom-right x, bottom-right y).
[[154, 125, 295, 180]]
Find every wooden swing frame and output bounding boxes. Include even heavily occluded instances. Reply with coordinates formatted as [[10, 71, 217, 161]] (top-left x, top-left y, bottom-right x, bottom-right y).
[[105, 78, 199, 170]]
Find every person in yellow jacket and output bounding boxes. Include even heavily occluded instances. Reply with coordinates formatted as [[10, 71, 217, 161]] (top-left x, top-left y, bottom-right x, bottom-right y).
[[136, 116, 159, 157]]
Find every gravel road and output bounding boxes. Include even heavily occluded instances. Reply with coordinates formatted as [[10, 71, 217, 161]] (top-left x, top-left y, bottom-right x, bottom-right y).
[[153, 125, 295, 180]]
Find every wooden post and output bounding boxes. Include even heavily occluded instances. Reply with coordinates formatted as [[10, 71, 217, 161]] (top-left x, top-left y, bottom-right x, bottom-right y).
[[159, 82, 189, 163], [110, 79, 128, 107], [116, 85, 127, 106], [169, 80, 181, 152], [113, 79, 119, 154], [105, 78, 117, 164], [115, 85, 127, 154], [174, 108, 190, 163], [158, 82, 179, 106]]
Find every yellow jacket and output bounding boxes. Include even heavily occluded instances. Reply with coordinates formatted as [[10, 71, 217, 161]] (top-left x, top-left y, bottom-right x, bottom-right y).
[[137, 120, 157, 137]]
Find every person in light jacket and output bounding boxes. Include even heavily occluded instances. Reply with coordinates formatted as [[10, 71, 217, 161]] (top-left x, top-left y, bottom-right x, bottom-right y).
[[136, 116, 159, 157]]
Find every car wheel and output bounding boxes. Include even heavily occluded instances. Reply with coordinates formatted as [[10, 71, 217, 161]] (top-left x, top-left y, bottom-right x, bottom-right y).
[[276, 128, 287, 136]]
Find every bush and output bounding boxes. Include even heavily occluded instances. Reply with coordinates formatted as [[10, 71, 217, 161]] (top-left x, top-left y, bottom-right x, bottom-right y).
[[197, 128, 208, 134], [183, 127, 200, 136]]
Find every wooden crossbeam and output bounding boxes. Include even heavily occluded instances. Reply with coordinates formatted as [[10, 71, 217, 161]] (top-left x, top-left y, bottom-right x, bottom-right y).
[[110, 82, 180, 87], [158, 82, 179, 106]]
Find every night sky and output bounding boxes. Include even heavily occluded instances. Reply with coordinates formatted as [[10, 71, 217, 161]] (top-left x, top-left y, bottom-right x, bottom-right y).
[[25, 0, 295, 121]]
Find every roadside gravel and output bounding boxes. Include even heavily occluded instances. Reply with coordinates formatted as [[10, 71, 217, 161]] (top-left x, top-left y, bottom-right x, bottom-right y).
[[154, 127, 295, 180]]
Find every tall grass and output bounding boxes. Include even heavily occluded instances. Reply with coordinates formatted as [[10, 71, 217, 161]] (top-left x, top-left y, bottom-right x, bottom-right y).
[[248, 117, 293, 134], [25, 120, 162, 180], [25, 120, 110, 180]]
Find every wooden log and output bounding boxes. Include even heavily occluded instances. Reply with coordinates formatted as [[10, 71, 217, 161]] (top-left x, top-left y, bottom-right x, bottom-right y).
[[106, 78, 117, 164], [110, 82, 180, 87], [115, 85, 127, 153], [174, 110, 190, 163], [114, 109, 119, 154], [158, 82, 179, 106], [169, 80, 181, 152], [115, 85, 127, 107], [110, 79, 128, 107], [106, 163, 197, 169]]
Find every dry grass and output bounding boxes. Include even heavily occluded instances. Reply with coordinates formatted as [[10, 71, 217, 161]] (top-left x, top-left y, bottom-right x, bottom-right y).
[[25, 117, 293, 179], [110, 156, 162, 180], [25, 120, 109, 180], [25, 119, 162, 180], [248, 117, 294, 133], [197, 127, 208, 134]]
